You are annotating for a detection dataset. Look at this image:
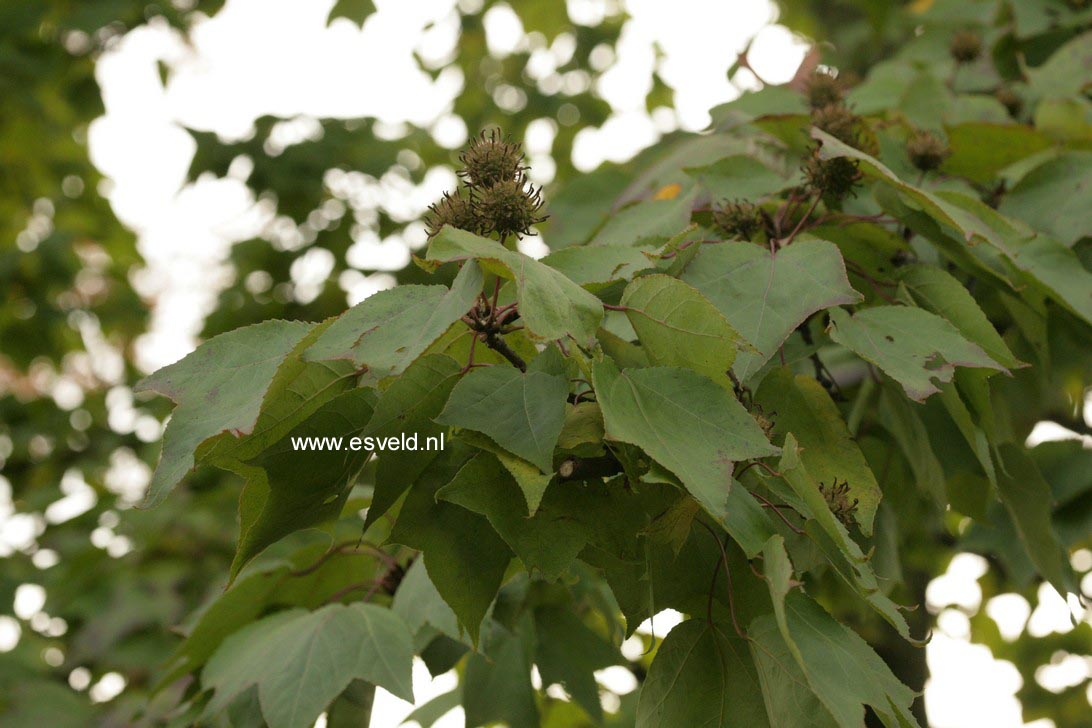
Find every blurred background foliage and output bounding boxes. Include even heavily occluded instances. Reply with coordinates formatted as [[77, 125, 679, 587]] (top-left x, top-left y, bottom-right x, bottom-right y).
[[1, 0, 1090, 725]]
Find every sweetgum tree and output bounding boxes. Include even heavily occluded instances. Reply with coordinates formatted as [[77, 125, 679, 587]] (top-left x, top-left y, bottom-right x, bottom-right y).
[[4, 1, 1092, 726]]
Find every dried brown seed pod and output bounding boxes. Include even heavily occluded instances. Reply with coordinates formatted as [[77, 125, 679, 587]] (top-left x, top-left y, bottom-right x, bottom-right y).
[[811, 103, 864, 148], [804, 153, 861, 202], [995, 87, 1023, 117], [906, 130, 950, 172], [805, 71, 844, 110], [819, 478, 859, 528], [425, 190, 480, 239], [713, 200, 764, 241], [950, 30, 982, 64]]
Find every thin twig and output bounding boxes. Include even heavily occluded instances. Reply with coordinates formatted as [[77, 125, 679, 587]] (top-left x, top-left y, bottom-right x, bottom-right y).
[[697, 521, 745, 638], [324, 579, 385, 605], [753, 492, 805, 535], [291, 541, 397, 578], [782, 194, 821, 247]]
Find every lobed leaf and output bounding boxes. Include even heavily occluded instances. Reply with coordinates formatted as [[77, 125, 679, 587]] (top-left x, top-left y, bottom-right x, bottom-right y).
[[827, 306, 1005, 402], [202, 604, 414, 728], [592, 358, 778, 556], [135, 319, 313, 506], [304, 259, 482, 378], [681, 238, 862, 383], [437, 364, 568, 486]]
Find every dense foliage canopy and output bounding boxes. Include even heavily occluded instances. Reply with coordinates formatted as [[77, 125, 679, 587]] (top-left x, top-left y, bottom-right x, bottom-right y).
[[2, 1, 1091, 726]]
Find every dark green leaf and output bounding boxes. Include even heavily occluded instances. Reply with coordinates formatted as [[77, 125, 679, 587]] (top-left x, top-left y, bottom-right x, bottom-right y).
[[202, 604, 414, 728], [635, 619, 770, 728], [755, 368, 881, 533], [388, 444, 511, 644], [995, 444, 1078, 596], [437, 364, 568, 484], [592, 358, 778, 556]]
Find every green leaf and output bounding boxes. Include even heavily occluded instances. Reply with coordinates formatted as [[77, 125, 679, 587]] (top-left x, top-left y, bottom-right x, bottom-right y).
[[327, 0, 375, 26], [642, 495, 700, 556], [1025, 29, 1092, 100], [362, 354, 463, 534], [815, 129, 1092, 325], [304, 259, 482, 379], [942, 122, 1052, 184], [198, 318, 359, 466], [998, 152, 1092, 246], [938, 381, 997, 487], [388, 444, 511, 644], [543, 165, 631, 248], [402, 687, 463, 728], [390, 559, 464, 648], [876, 385, 946, 505], [591, 186, 698, 246], [748, 619, 838, 728], [427, 227, 604, 344], [776, 439, 912, 640], [896, 264, 1022, 370], [1000, 230, 1092, 326], [710, 84, 808, 127], [635, 619, 770, 728], [681, 238, 862, 382], [995, 444, 1078, 597], [156, 566, 290, 690], [228, 388, 376, 579], [755, 368, 881, 534], [326, 680, 375, 728], [758, 537, 918, 728], [436, 452, 589, 580], [592, 359, 778, 556], [456, 428, 555, 512], [437, 364, 567, 486], [620, 273, 751, 386], [202, 604, 414, 728], [534, 606, 621, 722], [540, 245, 654, 289], [556, 401, 606, 456], [684, 154, 795, 203], [463, 616, 539, 728], [827, 306, 1005, 402], [135, 319, 313, 506]]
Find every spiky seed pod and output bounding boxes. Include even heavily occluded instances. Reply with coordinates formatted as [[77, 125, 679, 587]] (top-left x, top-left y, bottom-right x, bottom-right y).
[[950, 30, 982, 64], [458, 129, 528, 188], [750, 405, 776, 440], [713, 200, 763, 241], [804, 154, 861, 202], [811, 103, 864, 149], [806, 72, 843, 110], [425, 191, 480, 239], [818, 478, 859, 529], [906, 130, 950, 172], [995, 87, 1023, 117], [473, 175, 547, 239]]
